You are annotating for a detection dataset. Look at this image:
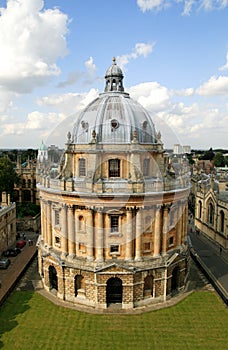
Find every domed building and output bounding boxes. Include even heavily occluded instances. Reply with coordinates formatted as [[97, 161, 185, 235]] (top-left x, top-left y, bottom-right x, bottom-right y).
[[37, 58, 190, 310]]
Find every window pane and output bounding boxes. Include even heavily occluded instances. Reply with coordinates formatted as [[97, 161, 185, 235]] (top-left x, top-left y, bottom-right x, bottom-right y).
[[55, 211, 60, 225], [143, 159, 149, 176], [110, 245, 119, 253], [111, 216, 119, 232], [109, 159, 120, 177], [79, 158, 86, 176]]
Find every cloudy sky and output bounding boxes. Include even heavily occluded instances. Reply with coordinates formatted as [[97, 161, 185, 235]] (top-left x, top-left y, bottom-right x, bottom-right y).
[[0, 0, 228, 149]]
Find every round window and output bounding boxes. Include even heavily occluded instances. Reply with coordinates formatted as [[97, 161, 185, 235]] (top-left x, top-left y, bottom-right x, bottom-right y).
[[142, 121, 148, 129], [111, 119, 119, 130]]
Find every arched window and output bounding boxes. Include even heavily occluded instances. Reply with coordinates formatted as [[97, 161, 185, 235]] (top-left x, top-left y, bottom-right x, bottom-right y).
[[208, 202, 214, 225], [22, 179, 26, 188], [49, 266, 58, 291], [74, 275, 84, 296], [199, 200, 202, 219], [109, 159, 120, 177], [28, 179, 31, 188], [112, 79, 117, 91], [79, 158, 86, 176], [144, 275, 153, 297], [171, 266, 180, 294], [220, 210, 225, 233]]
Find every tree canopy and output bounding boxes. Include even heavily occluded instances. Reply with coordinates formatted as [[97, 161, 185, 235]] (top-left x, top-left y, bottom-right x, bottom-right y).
[[214, 152, 225, 167], [0, 157, 18, 199]]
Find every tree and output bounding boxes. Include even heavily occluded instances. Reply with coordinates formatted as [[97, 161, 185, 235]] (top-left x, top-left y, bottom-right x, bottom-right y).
[[0, 157, 18, 199], [214, 152, 225, 167], [200, 147, 215, 161]]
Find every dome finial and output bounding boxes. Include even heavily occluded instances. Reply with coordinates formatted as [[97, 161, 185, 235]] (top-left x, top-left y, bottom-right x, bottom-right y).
[[112, 56, 116, 65]]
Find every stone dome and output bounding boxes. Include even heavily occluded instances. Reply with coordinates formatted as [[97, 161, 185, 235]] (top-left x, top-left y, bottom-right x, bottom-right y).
[[105, 57, 123, 78], [72, 59, 157, 145], [39, 140, 47, 151]]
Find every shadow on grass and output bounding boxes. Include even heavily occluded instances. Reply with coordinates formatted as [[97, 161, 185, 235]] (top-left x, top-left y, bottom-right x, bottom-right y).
[[0, 291, 34, 348]]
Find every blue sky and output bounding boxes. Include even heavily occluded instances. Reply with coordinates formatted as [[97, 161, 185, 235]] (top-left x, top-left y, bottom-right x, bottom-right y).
[[0, 0, 228, 149]]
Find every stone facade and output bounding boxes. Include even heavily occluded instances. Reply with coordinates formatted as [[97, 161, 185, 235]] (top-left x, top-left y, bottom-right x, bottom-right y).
[[14, 156, 38, 205], [195, 175, 228, 249], [37, 59, 190, 310], [0, 192, 17, 254]]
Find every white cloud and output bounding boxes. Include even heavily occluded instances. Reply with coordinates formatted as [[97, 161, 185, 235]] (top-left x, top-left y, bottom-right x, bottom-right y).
[[197, 75, 228, 95], [0, 90, 15, 112], [128, 81, 171, 111], [0, 0, 69, 93], [137, 0, 166, 12], [173, 87, 195, 96], [37, 88, 99, 115], [85, 57, 97, 76], [137, 0, 228, 14], [57, 57, 99, 88], [219, 52, 228, 71], [117, 42, 155, 70]]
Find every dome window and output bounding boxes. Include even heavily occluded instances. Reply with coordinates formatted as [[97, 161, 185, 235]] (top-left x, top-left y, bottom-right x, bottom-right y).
[[142, 121, 148, 129], [81, 120, 88, 132], [111, 119, 119, 131]]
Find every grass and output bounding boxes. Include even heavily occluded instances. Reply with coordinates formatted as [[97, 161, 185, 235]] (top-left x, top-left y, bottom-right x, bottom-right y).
[[0, 291, 227, 350]]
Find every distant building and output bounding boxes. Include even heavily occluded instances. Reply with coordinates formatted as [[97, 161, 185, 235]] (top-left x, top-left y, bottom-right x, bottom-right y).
[[0, 192, 16, 254], [14, 155, 38, 205], [173, 144, 191, 155], [37, 141, 48, 163], [37, 59, 190, 310]]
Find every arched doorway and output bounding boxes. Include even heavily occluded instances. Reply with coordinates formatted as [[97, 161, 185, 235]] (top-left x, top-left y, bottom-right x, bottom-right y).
[[143, 275, 153, 298], [106, 277, 122, 306], [171, 266, 180, 294], [49, 266, 58, 291]]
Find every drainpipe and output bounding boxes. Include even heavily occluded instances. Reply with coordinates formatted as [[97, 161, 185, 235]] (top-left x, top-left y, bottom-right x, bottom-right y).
[[164, 265, 167, 302], [61, 261, 66, 301]]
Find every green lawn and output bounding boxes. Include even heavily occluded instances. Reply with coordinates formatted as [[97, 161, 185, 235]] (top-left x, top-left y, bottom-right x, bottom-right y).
[[0, 291, 227, 350]]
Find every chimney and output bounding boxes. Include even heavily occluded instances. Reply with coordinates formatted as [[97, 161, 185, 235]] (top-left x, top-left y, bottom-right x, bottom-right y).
[[7, 193, 11, 205], [1, 192, 7, 206]]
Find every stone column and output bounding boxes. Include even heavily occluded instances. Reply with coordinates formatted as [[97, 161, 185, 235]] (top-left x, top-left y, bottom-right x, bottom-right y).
[[75, 209, 79, 256], [96, 208, 104, 262], [176, 201, 182, 247], [47, 201, 52, 247], [61, 204, 68, 256], [40, 199, 45, 242], [68, 205, 75, 257], [43, 200, 47, 244], [87, 207, 94, 261], [135, 207, 142, 261], [162, 205, 169, 255], [154, 205, 161, 257], [182, 201, 187, 244], [126, 207, 133, 261]]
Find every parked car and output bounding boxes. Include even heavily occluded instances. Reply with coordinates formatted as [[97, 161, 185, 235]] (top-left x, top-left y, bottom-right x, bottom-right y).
[[0, 257, 11, 269], [2, 248, 21, 257], [16, 240, 26, 249]]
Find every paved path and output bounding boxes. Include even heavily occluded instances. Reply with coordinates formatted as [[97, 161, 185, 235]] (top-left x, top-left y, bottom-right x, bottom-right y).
[[188, 223, 228, 302], [0, 232, 39, 305]]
